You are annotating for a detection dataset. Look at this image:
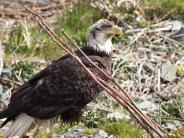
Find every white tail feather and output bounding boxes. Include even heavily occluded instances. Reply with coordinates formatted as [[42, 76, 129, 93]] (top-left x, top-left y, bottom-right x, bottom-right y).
[[3, 114, 34, 138], [3, 114, 53, 138]]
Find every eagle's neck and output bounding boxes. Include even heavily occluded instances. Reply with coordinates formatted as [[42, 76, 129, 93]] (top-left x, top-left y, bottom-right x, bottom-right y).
[[87, 33, 113, 55]]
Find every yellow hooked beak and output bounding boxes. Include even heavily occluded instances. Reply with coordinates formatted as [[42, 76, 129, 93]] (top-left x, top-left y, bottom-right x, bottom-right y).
[[106, 25, 123, 36]]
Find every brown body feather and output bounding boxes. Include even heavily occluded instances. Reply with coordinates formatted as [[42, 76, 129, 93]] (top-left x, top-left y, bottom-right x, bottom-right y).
[[0, 46, 112, 126]]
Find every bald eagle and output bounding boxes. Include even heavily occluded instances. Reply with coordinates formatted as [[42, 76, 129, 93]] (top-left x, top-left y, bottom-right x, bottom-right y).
[[0, 19, 122, 137]]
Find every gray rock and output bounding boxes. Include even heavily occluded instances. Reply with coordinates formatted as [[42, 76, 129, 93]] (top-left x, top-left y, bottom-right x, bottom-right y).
[[161, 61, 176, 82], [164, 123, 177, 131], [55, 125, 113, 138], [0, 85, 9, 110], [173, 120, 183, 128], [0, 84, 3, 94], [107, 111, 131, 121], [1, 68, 12, 78], [165, 20, 184, 31], [162, 120, 183, 131], [95, 130, 109, 138], [0, 86, 11, 102], [137, 100, 159, 113], [172, 27, 184, 41]]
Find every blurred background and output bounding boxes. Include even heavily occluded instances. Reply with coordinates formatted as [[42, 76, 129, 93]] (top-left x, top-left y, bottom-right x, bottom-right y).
[[0, 0, 184, 137]]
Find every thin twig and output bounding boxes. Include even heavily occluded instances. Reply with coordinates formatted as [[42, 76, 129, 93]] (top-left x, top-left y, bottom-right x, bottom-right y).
[[161, 117, 184, 122], [0, 77, 22, 86]]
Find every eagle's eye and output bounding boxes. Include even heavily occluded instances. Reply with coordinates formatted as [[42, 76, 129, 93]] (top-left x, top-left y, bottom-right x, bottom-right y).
[[94, 24, 113, 34], [101, 24, 113, 30]]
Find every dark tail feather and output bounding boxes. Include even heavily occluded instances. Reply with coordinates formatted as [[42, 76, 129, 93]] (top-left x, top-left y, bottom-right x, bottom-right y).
[[0, 109, 15, 128], [0, 117, 12, 128], [0, 108, 11, 119]]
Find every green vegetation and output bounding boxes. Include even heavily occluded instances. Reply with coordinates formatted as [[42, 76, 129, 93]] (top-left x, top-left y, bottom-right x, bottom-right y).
[[171, 128, 184, 138], [137, 19, 150, 28], [81, 128, 97, 135], [4, 23, 61, 60], [36, 132, 49, 138], [82, 109, 107, 128], [140, 0, 184, 20], [162, 98, 183, 119], [56, 4, 102, 45], [36, 121, 71, 138], [3, 3, 102, 61], [81, 109, 144, 138], [104, 121, 144, 138], [12, 60, 36, 81]]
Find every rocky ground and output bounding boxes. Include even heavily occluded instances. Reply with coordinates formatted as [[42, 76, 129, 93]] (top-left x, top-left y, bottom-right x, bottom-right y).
[[54, 126, 113, 138]]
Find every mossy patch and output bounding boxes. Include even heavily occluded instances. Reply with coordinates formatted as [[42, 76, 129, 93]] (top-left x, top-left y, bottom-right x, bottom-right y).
[[104, 121, 144, 138], [81, 128, 97, 135], [170, 128, 184, 138]]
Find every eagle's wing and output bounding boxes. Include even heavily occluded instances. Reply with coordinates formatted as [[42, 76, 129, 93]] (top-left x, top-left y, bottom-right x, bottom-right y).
[[0, 54, 108, 124]]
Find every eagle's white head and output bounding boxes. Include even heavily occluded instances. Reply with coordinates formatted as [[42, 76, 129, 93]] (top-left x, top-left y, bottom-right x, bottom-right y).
[[87, 19, 122, 54]]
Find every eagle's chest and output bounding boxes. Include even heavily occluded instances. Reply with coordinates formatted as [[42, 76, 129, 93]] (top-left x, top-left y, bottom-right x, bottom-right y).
[[48, 69, 103, 98]]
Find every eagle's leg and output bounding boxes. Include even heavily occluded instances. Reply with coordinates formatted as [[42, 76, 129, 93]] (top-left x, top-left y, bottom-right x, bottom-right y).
[[60, 109, 82, 123]]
